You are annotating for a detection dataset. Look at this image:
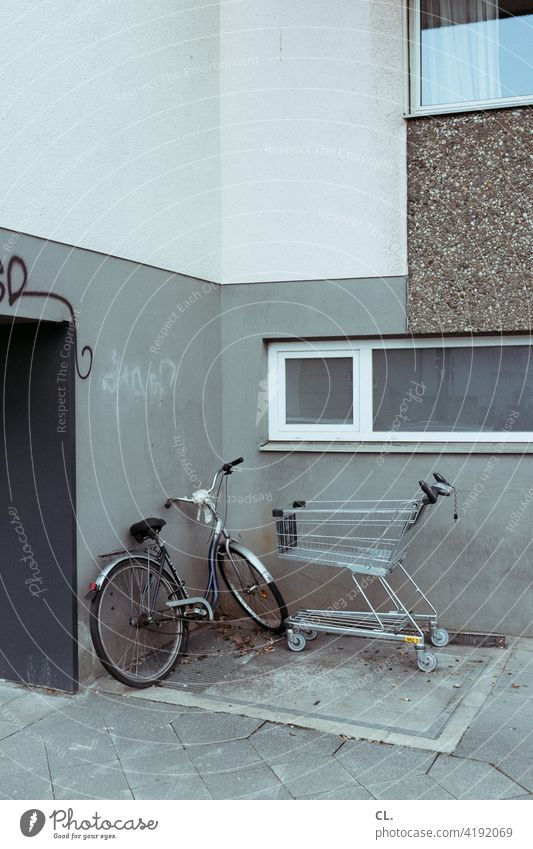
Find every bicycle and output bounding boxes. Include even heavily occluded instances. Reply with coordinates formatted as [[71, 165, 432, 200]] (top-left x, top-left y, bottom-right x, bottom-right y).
[[89, 457, 288, 688]]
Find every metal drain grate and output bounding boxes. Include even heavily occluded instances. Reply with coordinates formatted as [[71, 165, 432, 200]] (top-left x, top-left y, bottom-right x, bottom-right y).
[[449, 631, 507, 648], [163, 650, 247, 691], [161, 621, 268, 691]]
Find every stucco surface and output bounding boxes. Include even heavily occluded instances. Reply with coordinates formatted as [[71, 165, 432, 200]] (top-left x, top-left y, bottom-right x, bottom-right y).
[[407, 108, 533, 333]]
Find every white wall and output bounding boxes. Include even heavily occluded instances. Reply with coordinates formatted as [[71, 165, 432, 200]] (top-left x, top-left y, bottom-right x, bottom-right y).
[[1, 0, 406, 286], [0, 0, 222, 282], [218, 0, 407, 283]]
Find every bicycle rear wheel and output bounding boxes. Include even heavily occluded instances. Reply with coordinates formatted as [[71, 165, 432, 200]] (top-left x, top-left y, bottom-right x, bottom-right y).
[[90, 557, 188, 688], [217, 544, 288, 633]]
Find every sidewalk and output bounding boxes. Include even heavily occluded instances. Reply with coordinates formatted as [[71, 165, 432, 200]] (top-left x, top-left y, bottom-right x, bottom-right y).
[[0, 632, 531, 800]]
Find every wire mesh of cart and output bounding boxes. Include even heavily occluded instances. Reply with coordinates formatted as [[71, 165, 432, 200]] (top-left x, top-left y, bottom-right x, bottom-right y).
[[273, 473, 457, 672]]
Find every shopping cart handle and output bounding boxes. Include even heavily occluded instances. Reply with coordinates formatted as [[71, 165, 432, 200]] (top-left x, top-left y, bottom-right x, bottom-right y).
[[419, 480, 438, 503], [433, 472, 450, 486]]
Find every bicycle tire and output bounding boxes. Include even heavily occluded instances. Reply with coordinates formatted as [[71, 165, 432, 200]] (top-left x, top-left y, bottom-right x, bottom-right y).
[[217, 544, 288, 633], [90, 556, 188, 688]]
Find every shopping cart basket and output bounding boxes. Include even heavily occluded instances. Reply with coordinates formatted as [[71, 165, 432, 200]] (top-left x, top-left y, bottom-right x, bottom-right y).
[[273, 473, 456, 672]]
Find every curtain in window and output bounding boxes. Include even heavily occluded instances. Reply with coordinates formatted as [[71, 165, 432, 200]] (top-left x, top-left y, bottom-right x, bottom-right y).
[[421, 1, 502, 105]]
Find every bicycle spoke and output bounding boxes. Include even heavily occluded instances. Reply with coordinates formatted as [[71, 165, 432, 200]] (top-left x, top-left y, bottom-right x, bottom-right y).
[[91, 559, 187, 686], [219, 548, 287, 631]]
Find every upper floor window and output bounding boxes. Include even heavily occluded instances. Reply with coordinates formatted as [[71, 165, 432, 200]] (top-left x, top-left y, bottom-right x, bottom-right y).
[[409, 1, 533, 115]]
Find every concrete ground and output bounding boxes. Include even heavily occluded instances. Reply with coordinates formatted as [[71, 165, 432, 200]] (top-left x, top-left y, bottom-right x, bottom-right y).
[[0, 628, 531, 800]]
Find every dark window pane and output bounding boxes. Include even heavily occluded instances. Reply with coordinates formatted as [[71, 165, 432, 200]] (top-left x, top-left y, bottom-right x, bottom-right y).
[[286, 357, 353, 425], [373, 346, 533, 432], [420, 1, 533, 106]]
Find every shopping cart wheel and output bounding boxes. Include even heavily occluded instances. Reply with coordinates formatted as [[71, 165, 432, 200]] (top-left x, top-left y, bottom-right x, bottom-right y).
[[430, 628, 450, 647], [417, 651, 437, 672], [287, 633, 306, 652], [301, 628, 318, 640]]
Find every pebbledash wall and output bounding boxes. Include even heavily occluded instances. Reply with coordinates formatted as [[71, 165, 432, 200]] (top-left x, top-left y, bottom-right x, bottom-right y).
[[0, 0, 531, 689], [407, 108, 533, 334]]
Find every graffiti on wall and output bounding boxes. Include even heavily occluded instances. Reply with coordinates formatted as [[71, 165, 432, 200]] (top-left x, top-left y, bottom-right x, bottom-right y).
[[0, 255, 93, 379], [102, 351, 177, 407]]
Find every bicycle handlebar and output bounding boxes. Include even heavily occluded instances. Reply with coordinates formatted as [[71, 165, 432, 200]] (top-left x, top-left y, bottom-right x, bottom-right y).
[[164, 457, 245, 508], [222, 457, 244, 472], [165, 496, 194, 509]]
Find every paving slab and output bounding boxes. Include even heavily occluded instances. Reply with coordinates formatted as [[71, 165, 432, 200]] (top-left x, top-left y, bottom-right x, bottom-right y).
[[186, 737, 264, 775], [1, 636, 531, 800], [0, 683, 29, 707], [429, 754, 525, 800], [131, 773, 213, 800], [249, 722, 343, 763], [0, 720, 20, 741], [369, 774, 455, 800], [454, 647, 533, 792], [1, 742, 48, 776], [171, 710, 264, 746], [31, 711, 118, 768], [336, 738, 435, 786], [334, 739, 451, 798], [115, 632, 508, 753], [0, 765, 54, 800], [51, 761, 133, 800], [119, 742, 199, 786], [270, 752, 364, 799], [0, 732, 52, 801], [201, 763, 291, 800], [110, 725, 184, 760], [300, 781, 373, 800], [496, 759, 533, 795]]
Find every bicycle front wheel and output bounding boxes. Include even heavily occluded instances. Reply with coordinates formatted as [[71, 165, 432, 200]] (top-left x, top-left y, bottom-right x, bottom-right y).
[[218, 544, 288, 633], [90, 557, 188, 688]]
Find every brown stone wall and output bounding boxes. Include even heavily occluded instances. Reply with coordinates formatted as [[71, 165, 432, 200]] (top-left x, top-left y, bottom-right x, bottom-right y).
[[407, 108, 532, 334]]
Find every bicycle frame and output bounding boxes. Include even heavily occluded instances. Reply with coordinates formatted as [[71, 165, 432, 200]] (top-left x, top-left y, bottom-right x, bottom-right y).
[[91, 545, 214, 621], [165, 466, 274, 612], [91, 461, 274, 621]]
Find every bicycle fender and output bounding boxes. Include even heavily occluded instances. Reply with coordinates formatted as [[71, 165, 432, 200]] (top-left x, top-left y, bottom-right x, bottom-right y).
[[91, 553, 161, 592], [228, 541, 274, 583]]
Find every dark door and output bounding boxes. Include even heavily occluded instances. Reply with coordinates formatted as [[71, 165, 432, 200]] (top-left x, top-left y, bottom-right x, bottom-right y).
[[0, 321, 77, 692]]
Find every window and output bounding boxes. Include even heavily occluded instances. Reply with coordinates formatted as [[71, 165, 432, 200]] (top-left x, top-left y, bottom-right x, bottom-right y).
[[268, 343, 360, 439], [267, 338, 533, 441], [409, 1, 533, 115]]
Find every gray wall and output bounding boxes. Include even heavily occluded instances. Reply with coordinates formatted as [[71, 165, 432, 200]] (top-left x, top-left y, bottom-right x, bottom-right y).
[[2, 229, 530, 690], [219, 278, 533, 638], [0, 229, 223, 682]]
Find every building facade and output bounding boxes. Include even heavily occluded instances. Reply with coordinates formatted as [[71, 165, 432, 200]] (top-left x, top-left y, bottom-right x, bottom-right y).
[[0, 0, 531, 690]]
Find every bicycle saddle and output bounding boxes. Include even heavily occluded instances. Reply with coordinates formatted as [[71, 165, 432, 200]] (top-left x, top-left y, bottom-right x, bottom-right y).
[[129, 517, 166, 543]]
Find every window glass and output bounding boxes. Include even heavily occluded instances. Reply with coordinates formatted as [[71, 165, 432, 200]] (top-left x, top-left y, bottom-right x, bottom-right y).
[[420, 1, 533, 107], [285, 357, 353, 425], [373, 345, 533, 432]]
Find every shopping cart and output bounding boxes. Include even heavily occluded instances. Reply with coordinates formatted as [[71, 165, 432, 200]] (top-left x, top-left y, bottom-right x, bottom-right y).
[[273, 473, 456, 672]]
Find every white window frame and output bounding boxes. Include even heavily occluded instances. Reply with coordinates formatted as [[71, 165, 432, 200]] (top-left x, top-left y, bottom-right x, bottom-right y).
[[268, 341, 362, 440], [267, 336, 533, 443], [406, 0, 533, 117]]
